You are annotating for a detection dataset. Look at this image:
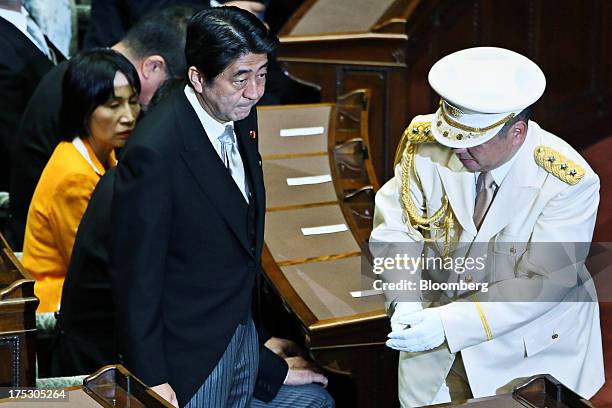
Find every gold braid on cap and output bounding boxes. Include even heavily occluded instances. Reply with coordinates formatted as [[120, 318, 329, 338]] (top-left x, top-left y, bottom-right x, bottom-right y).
[[397, 121, 455, 256], [440, 100, 516, 133]]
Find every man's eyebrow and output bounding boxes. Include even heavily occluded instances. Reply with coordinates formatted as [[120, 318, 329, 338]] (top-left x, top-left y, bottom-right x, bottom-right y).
[[232, 62, 269, 77]]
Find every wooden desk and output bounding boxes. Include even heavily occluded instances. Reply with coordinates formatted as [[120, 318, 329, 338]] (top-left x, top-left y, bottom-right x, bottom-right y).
[[257, 99, 397, 407]]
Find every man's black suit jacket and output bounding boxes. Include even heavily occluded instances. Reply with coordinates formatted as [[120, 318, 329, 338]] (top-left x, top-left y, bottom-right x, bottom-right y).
[[110, 88, 267, 405], [54, 168, 287, 402], [0, 16, 63, 191]]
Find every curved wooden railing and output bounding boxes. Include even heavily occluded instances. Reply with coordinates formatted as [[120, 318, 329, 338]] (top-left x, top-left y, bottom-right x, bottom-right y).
[[256, 92, 397, 407]]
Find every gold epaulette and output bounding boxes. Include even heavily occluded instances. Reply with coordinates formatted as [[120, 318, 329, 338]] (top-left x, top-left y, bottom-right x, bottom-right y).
[[394, 121, 436, 167], [534, 146, 585, 185]]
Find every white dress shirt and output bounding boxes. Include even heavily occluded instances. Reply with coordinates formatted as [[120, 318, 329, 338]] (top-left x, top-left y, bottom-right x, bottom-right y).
[[184, 85, 250, 202], [473, 136, 526, 196], [0, 6, 49, 55]]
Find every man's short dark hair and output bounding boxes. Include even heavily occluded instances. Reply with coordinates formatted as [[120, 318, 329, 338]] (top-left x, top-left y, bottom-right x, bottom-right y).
[[122, 5, 195, 78], [60, 49, 140, 141], [498, 106, 531, 137], [185, 6, 278, 84]]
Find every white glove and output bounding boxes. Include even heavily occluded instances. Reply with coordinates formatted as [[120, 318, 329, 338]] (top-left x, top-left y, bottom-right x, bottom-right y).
[[389, 302, 423, 332], [386, 308, 445, 352]]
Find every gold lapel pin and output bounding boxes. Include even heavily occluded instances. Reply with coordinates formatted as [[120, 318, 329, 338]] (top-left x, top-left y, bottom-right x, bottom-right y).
[[249, 130, 257, 139]]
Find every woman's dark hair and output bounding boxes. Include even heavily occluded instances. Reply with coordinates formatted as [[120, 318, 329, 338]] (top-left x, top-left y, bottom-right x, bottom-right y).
[[185, 6, 278, 85], [60, 48, 141, 140]]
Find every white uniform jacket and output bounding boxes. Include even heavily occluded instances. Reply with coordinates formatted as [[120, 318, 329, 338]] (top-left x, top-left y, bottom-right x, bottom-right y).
[[371, 116, 604, 402]]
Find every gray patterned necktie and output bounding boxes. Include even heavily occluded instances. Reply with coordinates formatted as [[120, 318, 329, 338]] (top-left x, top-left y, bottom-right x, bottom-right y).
[[218, 125, 249, 202], [26, 13, 53, 62]]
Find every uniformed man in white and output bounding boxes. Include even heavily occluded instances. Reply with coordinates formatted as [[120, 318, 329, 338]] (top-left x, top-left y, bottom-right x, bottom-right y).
[[370, 47, 604, 406]]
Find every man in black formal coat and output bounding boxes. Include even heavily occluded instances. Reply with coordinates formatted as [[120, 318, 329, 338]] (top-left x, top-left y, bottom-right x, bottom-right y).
[[53, 165, 332, 407], [0, 0, 64, 192], [7, 5, 193, 250], [110, 7, 280, 407]]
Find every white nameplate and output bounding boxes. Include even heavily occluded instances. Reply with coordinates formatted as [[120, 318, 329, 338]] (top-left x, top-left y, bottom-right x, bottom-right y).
[[350, 289, 383, 298], [301, 223, 348, 236], [286, 174, 332, 186], [280, 126, 324, 137]]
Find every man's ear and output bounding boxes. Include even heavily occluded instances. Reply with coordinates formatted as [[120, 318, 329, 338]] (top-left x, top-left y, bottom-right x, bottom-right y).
[[188, 66, 205, 93], [141, 55, 166, 80], [510, 121, 528, 146]]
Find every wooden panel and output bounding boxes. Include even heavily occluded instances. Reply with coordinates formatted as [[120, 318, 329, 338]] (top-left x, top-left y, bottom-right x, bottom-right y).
[[263, 156, 337, 210], [258, 271, 398, 408], [0, 233, 37, 387], [337, 68, 389, 181], [280, 257, 382, 321], [312, 340, 398, 407], [604, 1, 612, 96], [288, 0, 396, 36], [279, 36, 408, 67], [536, 1, 596, 103], [265, 205, 361, 263], [0, 332, 36, 388], [0, 336, 19, 387], [257, 104, 332, 157]]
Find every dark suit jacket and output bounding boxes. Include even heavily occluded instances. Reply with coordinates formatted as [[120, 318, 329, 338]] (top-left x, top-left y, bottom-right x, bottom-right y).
[[0, 16, 63, 191], [110, 88, 267, 405], [53, 166, 287, 402], [8, 61, 68, 250]]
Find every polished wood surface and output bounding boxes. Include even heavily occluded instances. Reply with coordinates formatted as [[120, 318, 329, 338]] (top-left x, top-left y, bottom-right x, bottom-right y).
[[278, 0, 612, 183], [257, 97, 398, 407], [0, 365, 174, 407], [83, 365, 174, 408], [0, 233, 37, 388], [428, 375, 593, 408]]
